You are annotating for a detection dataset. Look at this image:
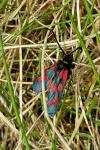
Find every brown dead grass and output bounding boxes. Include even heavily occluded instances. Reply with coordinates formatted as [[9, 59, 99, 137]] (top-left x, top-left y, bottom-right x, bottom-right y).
[[0, 0, 100, 150]]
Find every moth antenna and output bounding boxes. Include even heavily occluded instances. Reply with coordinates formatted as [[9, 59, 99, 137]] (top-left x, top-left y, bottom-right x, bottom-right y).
[[49, 28, 82, 56], [69, 47, 82, 55], [50, 28, 66, 56]]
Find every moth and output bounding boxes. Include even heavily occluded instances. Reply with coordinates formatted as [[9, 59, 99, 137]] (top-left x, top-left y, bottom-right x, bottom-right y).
[[32, 29, 81, 117]]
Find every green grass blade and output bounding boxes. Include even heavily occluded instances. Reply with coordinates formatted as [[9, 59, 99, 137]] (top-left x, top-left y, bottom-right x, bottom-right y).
[[68, 11, 100, 85], [0, 32, 30, 150]]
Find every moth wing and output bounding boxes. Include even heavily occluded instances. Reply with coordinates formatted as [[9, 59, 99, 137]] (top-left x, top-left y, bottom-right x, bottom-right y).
[[32, 64, 57, 93], [47, 69, 69, 117]]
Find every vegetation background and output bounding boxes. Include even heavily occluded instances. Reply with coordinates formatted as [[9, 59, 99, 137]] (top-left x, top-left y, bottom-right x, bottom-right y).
[[0, 0, 100, 149]]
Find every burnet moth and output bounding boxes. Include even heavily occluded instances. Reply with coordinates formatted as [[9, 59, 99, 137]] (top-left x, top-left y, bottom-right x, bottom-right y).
[[32, 29, 81, 117]]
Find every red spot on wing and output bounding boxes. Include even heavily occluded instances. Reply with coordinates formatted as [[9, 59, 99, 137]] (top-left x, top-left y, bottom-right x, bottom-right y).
[[37, 76, 41, 82], [47, 97, 59, 107], [52, 63, 57, 70], [48, 79, 53, 88], [37, 71, 49, 82], [63, 70, 69, 84], [53, 97, 59, 105], [59, 70, 64, 78], [58, 83, 63, 92], [52, 86, 57, 93], [47, 101, 53, 107]]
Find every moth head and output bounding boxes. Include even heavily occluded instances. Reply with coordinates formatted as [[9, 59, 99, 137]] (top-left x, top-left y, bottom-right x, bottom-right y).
[[63, 54, 75, 69]]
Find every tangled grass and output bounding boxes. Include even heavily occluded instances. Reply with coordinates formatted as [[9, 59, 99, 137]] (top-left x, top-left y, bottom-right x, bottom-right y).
[[0, 0, 100, 149]]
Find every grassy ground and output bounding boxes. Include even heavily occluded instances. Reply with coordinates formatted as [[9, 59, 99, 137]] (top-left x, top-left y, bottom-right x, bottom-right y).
[[0, 0, 100, 150]]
